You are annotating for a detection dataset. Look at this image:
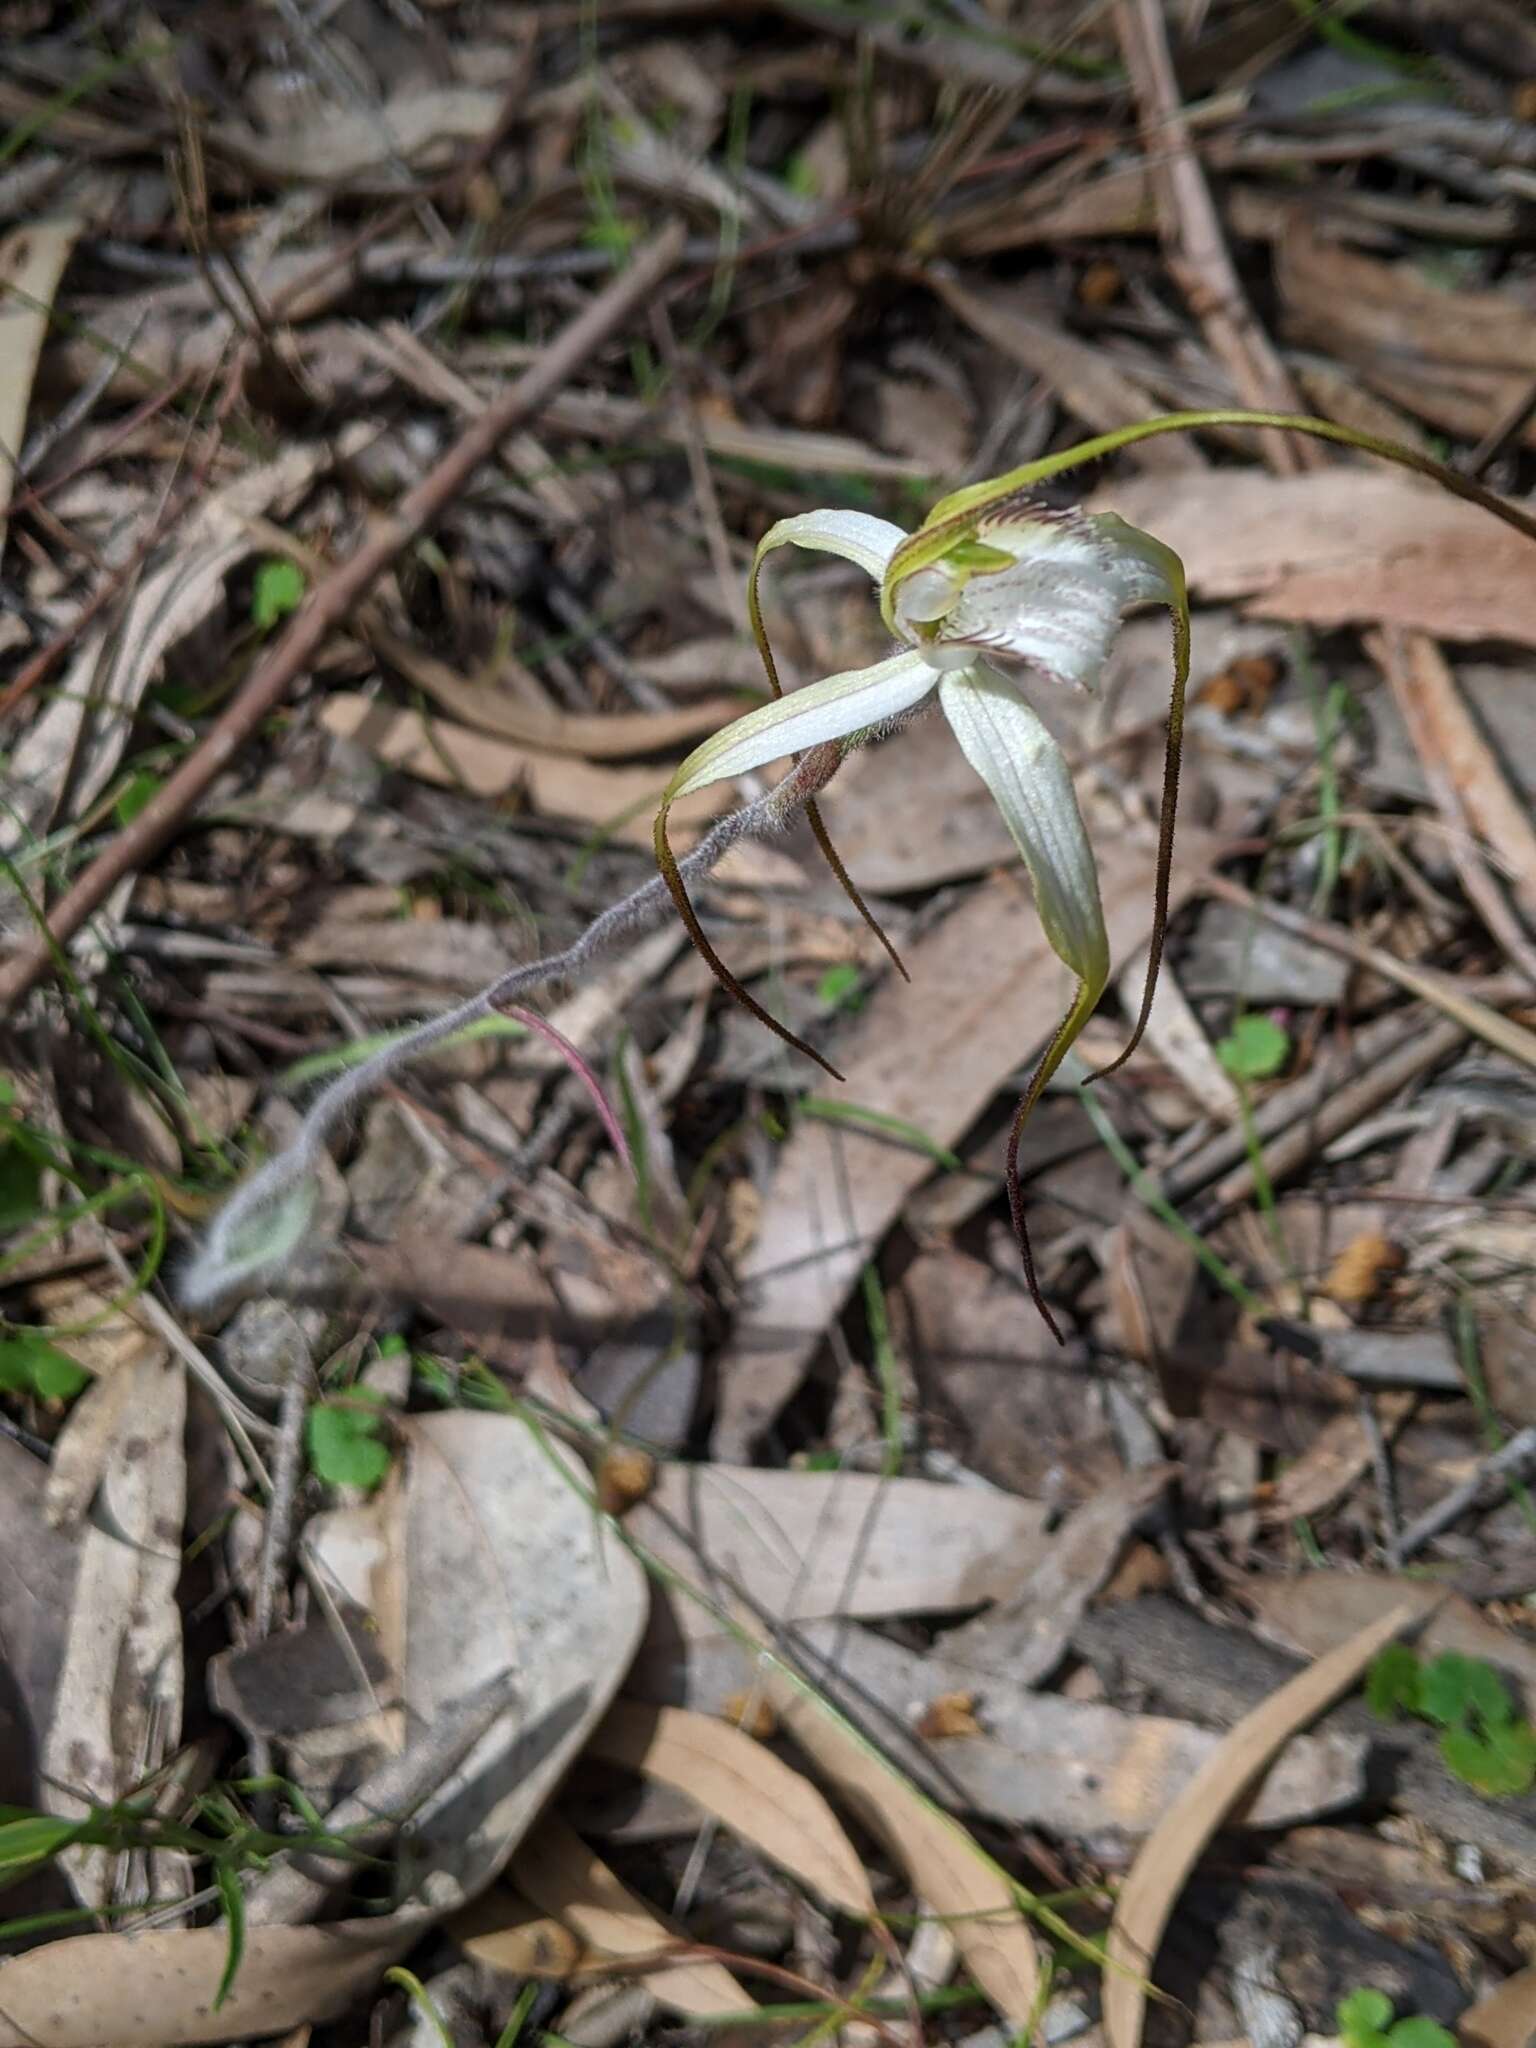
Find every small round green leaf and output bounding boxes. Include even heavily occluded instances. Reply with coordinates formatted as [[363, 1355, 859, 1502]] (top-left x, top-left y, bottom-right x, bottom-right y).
[[250, 558, 306, 631], [1216, 1012, 1291, 1080], [306, 1393, 391, 1490], [1337, 1989, 1394, 2043]]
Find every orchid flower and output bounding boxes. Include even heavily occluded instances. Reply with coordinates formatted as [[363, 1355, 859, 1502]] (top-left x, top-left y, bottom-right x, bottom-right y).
[[653, 410, 1536, 1337]]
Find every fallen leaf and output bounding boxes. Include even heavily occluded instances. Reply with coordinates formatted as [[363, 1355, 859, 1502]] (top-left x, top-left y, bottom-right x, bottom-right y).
[[40, 1350, 186, 1910], [1460, 1963, 1536, 2048], [506, 1812, 755, 2017], [366, 623, 749, 758], [1102, 1603, 1419, 2048], [447, 1893, 585, 1981], [932, 273, 1199, 472], [1367, 626, 1536, 928], [942, 1466, 1174, 1689], [764, 1665, 1043, 2030], [214, 84, 509, 185], [0, 214, 83, 559], [1248, 1572, 1536, 1717], [320, 694, 728, 843], [1089, 468, 1536, 650], [374, 1411, 649, 1903], [1278, 218, 1536, 446], [0, 1915, 420, 2048], [587, 1700, 873, 1915], [630, 1463, 1049, 1631], [640, 1616, 1365, 1837]]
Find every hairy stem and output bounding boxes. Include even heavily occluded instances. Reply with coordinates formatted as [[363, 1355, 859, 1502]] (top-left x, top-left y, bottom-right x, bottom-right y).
[[183, 789, 801, 1304]]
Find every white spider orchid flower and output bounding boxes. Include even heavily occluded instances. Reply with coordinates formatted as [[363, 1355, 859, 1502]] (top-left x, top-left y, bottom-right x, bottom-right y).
[[652, 486, 1190, 1334]]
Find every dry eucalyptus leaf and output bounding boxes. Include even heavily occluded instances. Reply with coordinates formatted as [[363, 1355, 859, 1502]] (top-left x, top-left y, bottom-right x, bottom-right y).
[[1249, 1572, 1536, 1715], [0, 1915, 420, 2048], [40, 1350, 186, 1911], [506, 1812, 755, 2017], [1103, 1604, 1418, 2048], [626, 1618, 1367, 1839], [0, 214, 83, 559], [587, 1700, 874, 1915], [764, 1666, 1043, 2030], [320, 694, 728, 843], [630, 1462, 1049, 1631], [374, 1411, 649, 1906], [1091, 467, 1536, 649]]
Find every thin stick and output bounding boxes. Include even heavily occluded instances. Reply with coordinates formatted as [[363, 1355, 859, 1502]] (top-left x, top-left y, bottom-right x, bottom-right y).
[[1113, 0, 1317, 475], [0, 224, 685, 1013]]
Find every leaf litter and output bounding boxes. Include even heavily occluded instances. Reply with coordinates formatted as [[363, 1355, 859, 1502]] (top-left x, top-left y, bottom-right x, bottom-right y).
[[6, 4, 1536, 2044]]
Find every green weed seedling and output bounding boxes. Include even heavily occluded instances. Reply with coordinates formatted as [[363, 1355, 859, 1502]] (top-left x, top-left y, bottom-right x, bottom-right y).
[[249, 557, 306, 633], [0, 1330, 88, 1403], [1217, 1012, 1291, 1081], [1337, 1988, 1455, 2048], [305, 1387, 392, 1490], [1366, 1645, 1536, 1797]]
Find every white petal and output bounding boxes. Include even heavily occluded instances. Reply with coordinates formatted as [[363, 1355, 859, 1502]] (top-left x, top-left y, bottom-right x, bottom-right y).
[[755, 507, 908, 585], [666, 649, 938, 801], [939, 664, 1109, 988]]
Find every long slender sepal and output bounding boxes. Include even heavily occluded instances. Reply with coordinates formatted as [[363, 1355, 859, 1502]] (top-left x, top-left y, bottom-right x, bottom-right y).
[[748, 512, 912, 982], [653, 788, 843, 1082], [1004, 977, 1101, 1344], [1081, 522, 1190, 1084]]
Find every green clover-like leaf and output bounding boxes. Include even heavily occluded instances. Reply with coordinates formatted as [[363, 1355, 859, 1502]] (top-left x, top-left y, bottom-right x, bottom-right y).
[[306, 1390, 392, 1490]]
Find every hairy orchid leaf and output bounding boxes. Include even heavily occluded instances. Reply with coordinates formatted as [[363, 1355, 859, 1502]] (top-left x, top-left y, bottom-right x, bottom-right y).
[[747, 510, 910, 983]]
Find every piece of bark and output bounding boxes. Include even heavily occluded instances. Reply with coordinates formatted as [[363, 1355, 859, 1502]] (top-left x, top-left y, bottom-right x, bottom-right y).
[[941, 1466, 1174, 1689]]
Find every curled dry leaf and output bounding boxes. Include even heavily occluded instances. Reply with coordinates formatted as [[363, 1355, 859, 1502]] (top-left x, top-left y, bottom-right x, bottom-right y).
[[365, 625, 748, 758], [587, 1700, 874, 1916], [1103, 1603, 1420, 2048]]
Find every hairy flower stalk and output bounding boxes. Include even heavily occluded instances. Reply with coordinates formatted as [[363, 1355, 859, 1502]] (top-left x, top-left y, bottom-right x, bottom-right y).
[[183, 779, 819, 1305], [654, 409, 1536, 1338]]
